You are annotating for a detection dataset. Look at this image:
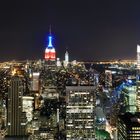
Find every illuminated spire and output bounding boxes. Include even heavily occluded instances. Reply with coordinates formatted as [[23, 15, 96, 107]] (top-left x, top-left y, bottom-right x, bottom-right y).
[[48, 25, 53, 47], [49, 25, 52, 35]]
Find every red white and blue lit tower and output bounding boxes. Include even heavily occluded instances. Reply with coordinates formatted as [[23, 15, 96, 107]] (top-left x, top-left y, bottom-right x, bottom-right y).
[[44, 29, 56, 61]]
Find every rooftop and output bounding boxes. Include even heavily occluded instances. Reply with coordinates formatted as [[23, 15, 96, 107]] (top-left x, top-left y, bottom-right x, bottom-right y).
[[118, 112, 140, 127]]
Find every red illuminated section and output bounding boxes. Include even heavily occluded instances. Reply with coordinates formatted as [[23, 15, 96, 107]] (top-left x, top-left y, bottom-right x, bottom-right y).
[[45, 48, 56, 61]]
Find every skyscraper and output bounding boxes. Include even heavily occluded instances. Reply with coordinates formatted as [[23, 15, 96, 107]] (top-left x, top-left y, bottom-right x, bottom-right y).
[[137, 45, 140, 69], [44, 28, 56, 61], [105, 70, 112, 88], [136, 45, 140, 111], [117, 112, 140, 140], [7, 76, 27, 136], [65, 50, 69, 62], [31, 72, 40, 92], [66, 86, 96, 140], [64, 50, 69, 67]]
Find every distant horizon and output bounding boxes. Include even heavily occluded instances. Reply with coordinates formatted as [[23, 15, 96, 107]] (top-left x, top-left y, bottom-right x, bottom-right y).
[[0, 58, 137, 63]]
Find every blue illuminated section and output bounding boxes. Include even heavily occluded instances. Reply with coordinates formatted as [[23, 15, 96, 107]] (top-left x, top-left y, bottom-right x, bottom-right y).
[[48, 36, 53, 48]]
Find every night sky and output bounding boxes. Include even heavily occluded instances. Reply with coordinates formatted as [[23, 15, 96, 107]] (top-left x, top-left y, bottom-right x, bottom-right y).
[[0, 0, 140, 61]]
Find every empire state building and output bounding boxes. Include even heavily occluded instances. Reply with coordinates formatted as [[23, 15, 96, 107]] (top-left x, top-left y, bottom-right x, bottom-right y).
[[44, 28, 56, 61]]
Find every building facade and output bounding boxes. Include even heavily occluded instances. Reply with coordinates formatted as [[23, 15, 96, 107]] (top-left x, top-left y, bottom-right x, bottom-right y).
[[137, 45, 140, 112], [7, 76, 27, 136], [66, 86, 96, 140], [117, 112, 140, 140], [31, 72, 40, 92]]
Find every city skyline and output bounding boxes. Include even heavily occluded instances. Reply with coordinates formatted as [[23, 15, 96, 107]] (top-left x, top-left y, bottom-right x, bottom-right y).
[[0, 0, 140, 61]]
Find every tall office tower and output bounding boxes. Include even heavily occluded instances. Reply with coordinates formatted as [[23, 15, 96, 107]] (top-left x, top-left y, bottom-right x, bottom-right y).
[[65, 50, 69, 62], [64, 50, 69, 67], [66, 86, 96, 140], [31, 72, 40, 92], [137, 45, 140, 111], [22, 96, 34, 122], [137, 45, 140, 69], [44, 28, 56, 61], [56, 58, 61, 67], [105, 70, 112, 88], [7, 76, 27, 136], [117, 112, 140, 140], [30, 72, 40, 110], [118, 81, 137, 113]]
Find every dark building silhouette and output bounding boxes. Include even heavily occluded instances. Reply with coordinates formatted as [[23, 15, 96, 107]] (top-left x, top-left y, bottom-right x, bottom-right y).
[[7, 76, 27, 136], [117, 112, 140, 140]]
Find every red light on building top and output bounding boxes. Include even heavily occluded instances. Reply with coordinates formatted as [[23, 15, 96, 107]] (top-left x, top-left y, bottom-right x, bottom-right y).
[[44, 34, 56, 61]]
